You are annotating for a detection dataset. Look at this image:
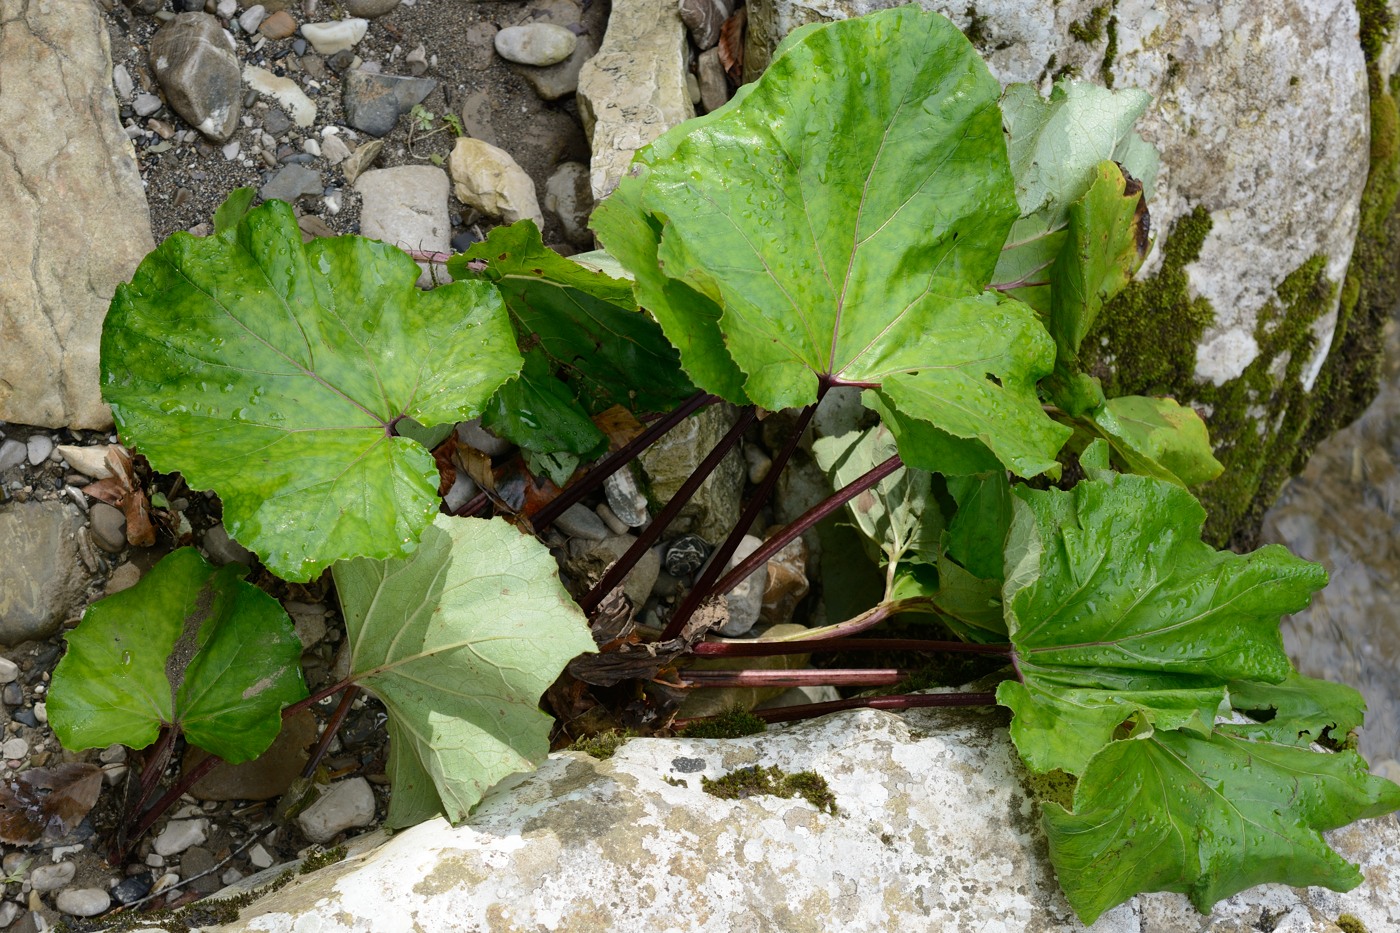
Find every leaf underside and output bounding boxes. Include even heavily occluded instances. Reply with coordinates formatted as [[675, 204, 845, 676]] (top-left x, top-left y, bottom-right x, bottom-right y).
[[102, 198, 521, 581], [332, 515, 596, 829]]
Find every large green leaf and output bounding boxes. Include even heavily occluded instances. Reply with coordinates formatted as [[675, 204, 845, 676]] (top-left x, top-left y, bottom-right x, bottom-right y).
[[49, 548, 306, 764], [993, 81, 1158, 311], [1228, 673, 1369, 747], [449, 221, 695, 416], [1042, 722, 1400, 923], [598, 8, 1068, 477], [1089, 394, 1224, 487], [102, 198, 521, 582], [332, 515, 596, 829], [862, 390, 1002, 477], [480, 350, 607, 461], [996, 469, 1327, 774]]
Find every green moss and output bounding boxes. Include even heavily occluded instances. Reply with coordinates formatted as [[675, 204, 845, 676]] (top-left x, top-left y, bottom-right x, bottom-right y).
[[961, 4, 990, 46], [300, 845, 347, 874], [1099, 15, 1119, 88], [1357, 0, 1393, 61], [679, 706, 767, 739], [1022, 768, 1078, 811], [1069, 4, 1110, 42], [570, 728, 639, 760], [702, 765, 839, 815], [1336, 914, 1370, 933]]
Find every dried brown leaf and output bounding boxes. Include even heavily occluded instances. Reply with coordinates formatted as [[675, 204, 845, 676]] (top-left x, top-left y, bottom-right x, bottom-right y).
[[0, 763, 103, 844]]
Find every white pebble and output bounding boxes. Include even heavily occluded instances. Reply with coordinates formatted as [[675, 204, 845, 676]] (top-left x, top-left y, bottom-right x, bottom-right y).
[[296, 778, 376, 843], [1, 737, 28, 759], [493, 23, 578, 67], [248, 843, 274, 869], [222, 140, 242, 160], [29, 861, 76, 892], [238, 4, 266, 32], [300, 18, 368, 56], [0, 657, 18, 683], [26, 435, 53, 465], [301, 138, 321, 157], [112, 64, 134, 100], [56, 887, 110, 917], [132, 93, 162, 117], [33, 701, 46, 724], [153, 817, 209, 857], [216, 0, 237, 17]]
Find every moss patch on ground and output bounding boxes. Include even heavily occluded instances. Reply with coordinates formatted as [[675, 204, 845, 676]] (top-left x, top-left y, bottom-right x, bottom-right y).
[[570, 728, 639, 760], [679, 706, 768, 739], [702, 765, 839, 815]]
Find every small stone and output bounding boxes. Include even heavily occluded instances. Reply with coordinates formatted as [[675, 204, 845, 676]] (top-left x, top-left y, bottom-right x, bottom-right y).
[[0, 902, 20, 928], [216, 0, 236, 16], [100, 744, 127, 764], [262, 105, 293, 137], [300, 18, 368, 56], [203, 523, 255, 566], [149, 13, 243, 142], [319, 132, 351, 164], [340, 137, 383, 183], [112, 873, 154, 905], [32, 701, 46, 724], [494, 24, 577, 67], [686, 72, 701, 106], [297, 777, 376, 843], [0, 657, 18, 683], [2, 736, 28, 757], [679, 0, 731, 49], [88, 501, 127, 553], [149, 118, 176, 139], [405, 43, 428, 76], [342, 70, 437, 137], [259, 8, 296, 37], [238, 4, 267, 33], [442, 472, 478, 513], [55, 888, 110, 918], [222, 140, 242, 160], [0, 439, 25, 471], [698, 47, 729, 113], [712, 535, 767, 637], [343, 0, 400, 15], [28, 861, 74, 893], [760, 532, 809, 624], [261, 164, 323, 202], [448, 137, 543, 226], [596, 503, 629, 536], [106, 562, 143, 594], [302, 137, 321, 157], [566, 534, 660, 607], [456, 419, 512, 458], [11, 707, 38, 727], [248, 843, 274, 869], [664, 534, 709, 577], [744, 443, 771, 484], [243, 64, 317, 127], [554, 504, 609, 541], [543, 161, 593, 247], [1, 684, 21, 706], [133, 92, 163, 117], [326, 48, 356, 74], [513, 34, 595, 101], [24, 435, 52, 466], [112, 63, 135, 100], [603, 469, 648, 527], [153, 818, 209, 857]]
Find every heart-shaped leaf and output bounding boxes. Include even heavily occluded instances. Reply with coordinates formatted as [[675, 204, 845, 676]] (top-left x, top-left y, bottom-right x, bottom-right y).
[[49, 547, 306, 763], [1090, 394, 1224, 486], [996, 468, 1327, 774], [102, 198, 521, 581], [1043, 720, 1400, 923], [332, 515, 596, 829], [595, 8, 1069, 477]]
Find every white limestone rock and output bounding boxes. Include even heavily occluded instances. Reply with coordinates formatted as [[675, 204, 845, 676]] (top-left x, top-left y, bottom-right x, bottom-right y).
[[242, 64, 317, 127], [297, 777, 377, 844], [447, 137, 544, 226], [300, 18, 369, 56], [355, 165, 451, 287], [206, 707, 1400, 932]]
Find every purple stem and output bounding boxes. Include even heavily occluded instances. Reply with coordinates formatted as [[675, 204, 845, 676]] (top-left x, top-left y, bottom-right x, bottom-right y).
[[673, 691, 1000, 728], [662, 389, 829, 639], [119, 752, 222, 860], [679, 668, 910, 688], [580, 406, 758, 615], [692, 637, 1012, 658], [302, 686, 361, 780], [533, 390, 716, 531]]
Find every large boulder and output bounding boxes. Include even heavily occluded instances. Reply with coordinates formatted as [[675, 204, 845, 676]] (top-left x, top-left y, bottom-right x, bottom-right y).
[[206, 706, 1399, 931], [0, 0, 154, 429], [742, 0, 1393, 548]]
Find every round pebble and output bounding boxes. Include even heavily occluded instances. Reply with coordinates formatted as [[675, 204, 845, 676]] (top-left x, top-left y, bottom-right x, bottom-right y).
[[29, 861, 76, 892], [493, 24, 578, 67], [153, 817, 209, 857], [88, 501, 127, 553], [112, 872, 154, 905], [56, 887, 111, 917], [26, 434, 53, 465], [1, 736, 28, 759], [0, 656, 18, 683], [664, 534, 710, 577]]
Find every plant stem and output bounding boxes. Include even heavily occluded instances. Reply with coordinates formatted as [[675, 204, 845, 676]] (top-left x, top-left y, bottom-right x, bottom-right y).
[[448, 490, 490, 518], [662, 391, 828, 639], [579, 406, 758, 615], [691, 637, 1012, 658], [678, 668, 910, 688], [119, 751, 223, 860], [533, 390, 716, 530], [302, 686, 361, 779], [132, 725, 179, 819], [705, 452, 904, 604], [671, 691, 999, 729], [281, 679, 354, 720]]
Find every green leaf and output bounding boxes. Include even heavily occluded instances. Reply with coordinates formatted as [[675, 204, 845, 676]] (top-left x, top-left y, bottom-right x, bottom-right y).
[[862, 390, 1003, 476], [213, 188, 256, 235], [602, 9, 1068, 476], [102, 200, 521, 581], [1042, 725, 1400, 923], [1228, 673, 1369, 747], [1090, 395, 1224, 486], [480, 350, 607, 461], [449, 221, 695, 415], [993, 80, 1158, 310], [890, 561, 1007, 641], [49, 548, 306, 764], [332, 515, 596, 829], [812, 424, 942, 588], [944, 472, 1012, 581], [997, 471, 1327, 774]]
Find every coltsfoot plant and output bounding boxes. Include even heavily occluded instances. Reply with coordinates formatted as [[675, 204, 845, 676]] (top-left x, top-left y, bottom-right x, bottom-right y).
[[49, 6, 1397, 922]]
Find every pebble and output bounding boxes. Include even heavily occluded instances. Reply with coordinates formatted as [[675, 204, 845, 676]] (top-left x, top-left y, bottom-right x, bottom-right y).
[[153, 817, 209, 857], [494, 24, 577, 67], [442, 472, 478, 513], [405, 43, 428, 76], [456, 419, 512, 457], [261, 164, 323, 202], [33, 701, 46, 724], [28, 861, 75, 892], [698, 46, 729, 113], [243, 65, 317, 127], [112, 873, 154, 905], [56, 888, 111, 917], [340, 136, 382, 183], [554, 504, 609, 541], [297, 777, 376, 843], [664, 534, 709, 577], [56, 444, 113, 480], [149, 12, 244, 142], [302, 137, 321, 157], [238, 4, 267, 33], [248, 843, 274, 869], [204, 523, 255, 566], [2, 684, 21, 706], [320, 132, 351, 164], [216, 0, 237, 16], [342, 70, 437, 137], [603, 469, 649, 527], [596, 502, 630, 536], [343, 0, 401, 15], [0, 656, 18, 684], [222, 140, 242, 160], [260, 10, 295, 36], [106, 561, 143, 594], [11, 707, 38, 728], [0, 438, 27, 471], [263, 105, 294, 136], [0, 902, 19, 928], [448, 136, 543, 225], [744, 444, 772, 484], [25, 435, 53, 465], [100, 744, 127, 764], [542, 161, 593, 247], [713, 535, 768, 637], [88, 501, 127, 553], [112, 63, 135, 100], [132, 92, 163, 117], [300, 18, 368, 56]]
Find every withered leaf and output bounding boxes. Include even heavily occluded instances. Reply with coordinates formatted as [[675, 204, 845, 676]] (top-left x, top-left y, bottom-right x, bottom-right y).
[[0, 763, 102, 844]]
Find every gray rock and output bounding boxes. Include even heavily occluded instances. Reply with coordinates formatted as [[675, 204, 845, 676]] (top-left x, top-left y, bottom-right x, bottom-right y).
[[154, 817, 209, 857], [191, 707, 1400, 931], [204, 523, 254, 566], [596, 503, 629, 536], [577, 0, 693, 199], [55, 888, 110, 918], [260, 164, 323, 202], [553, 504, 609, 542], [0, 901, 19, 928], [355, 165, 450, 286], [0, 439, 24, 472], [0, 657, 17, 683], [456, 419, 512, 458], [711, 534, 766, 636], [238, 4, 267, 33], [494, 23, 577, 67], [342, 70, 437, 137], [812, 385, 869, 439], [149, 13, 243, 142], [566, 534, 660, 607], [513, 34, 596, 102], [88, 501, 128, 553], [343, 0, 401, 16], [639, 405, 744, 543], [106, 561, 143, 594], [543, 161, 593, 247], [320, 132, 352, 165], [133, 92, 163, 116], [697, 46, 728, 113], [297, 777, 376, 843], [447, 137, 543, 226], [262, 105, 293, 137], [457, 89, 497, 147], [112, 63, 134, 100], [29, 862, 76, 893], [0, 0, 154, 429], [603, 468, 648, 527], [678, 0, 731, 50], [0, 501, 90, 646]]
